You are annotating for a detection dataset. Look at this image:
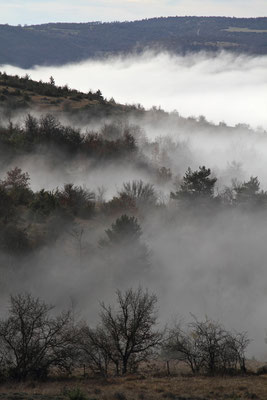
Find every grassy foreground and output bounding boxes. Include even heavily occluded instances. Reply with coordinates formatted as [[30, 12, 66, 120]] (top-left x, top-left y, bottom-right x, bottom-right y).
[[0, 375, 267, 400]]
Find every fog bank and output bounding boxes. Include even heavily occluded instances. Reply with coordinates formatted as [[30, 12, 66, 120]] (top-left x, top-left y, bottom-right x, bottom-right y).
[[3, 51, 267, 129], [2, 51, 267, 360]]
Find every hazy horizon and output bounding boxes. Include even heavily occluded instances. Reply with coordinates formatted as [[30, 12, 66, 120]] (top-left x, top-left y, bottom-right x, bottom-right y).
[[0, 0, 267, 25]]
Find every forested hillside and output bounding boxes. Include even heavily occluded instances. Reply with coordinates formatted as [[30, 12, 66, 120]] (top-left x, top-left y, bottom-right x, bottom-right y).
[[0, 16, 267, 67], [1, 72, 267, 389]]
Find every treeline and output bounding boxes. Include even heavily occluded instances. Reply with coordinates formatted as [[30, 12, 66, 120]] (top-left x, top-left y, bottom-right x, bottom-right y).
[[170, 166, 267, 210], [0, 166, 154, 261], [0, 115, 137, 160], [0, 72, 105, 102], [0, 288, 250, 381], [1, 164, 267, 255], [1, 17, 267, 68]]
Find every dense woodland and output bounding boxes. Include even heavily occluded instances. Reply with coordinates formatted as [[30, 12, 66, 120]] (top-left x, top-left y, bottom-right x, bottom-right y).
[[1, 105, 266, 258], [0, 17, 267, 67]]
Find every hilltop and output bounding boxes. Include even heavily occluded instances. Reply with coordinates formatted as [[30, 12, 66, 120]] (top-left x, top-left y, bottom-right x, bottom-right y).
[[0, 16, 267, 68], [0, 71, 144, 119]]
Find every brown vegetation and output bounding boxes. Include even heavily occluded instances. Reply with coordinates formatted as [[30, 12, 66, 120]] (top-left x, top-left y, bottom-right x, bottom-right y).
[[1, 373, 267, 400]]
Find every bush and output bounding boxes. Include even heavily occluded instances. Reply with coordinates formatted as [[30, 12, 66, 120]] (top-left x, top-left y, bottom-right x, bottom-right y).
[[30, 189, 59, 218], [67, 388, 88, 400], [257, 365, 267, 375], [118, 180, 157, 210]]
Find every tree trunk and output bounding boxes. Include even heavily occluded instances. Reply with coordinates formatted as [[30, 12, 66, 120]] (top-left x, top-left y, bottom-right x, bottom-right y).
[[166, 360, 170, 376], [122, 358, 128, 375]]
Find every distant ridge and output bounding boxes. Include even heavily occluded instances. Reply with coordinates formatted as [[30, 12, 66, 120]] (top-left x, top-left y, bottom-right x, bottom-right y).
[[0, 16, 267, 68]]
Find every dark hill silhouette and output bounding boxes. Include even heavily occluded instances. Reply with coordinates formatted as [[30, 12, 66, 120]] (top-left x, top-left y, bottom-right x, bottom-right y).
[[0, 16, 267, 68]]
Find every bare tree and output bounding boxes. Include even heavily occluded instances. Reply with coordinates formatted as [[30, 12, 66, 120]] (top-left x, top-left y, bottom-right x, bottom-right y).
[[222, 331, 250, 373], [78, 325, 115, 377], [165, 317, 250, 375], [164, 322, 204, 374], [189, 317, 227, 374], [119, 180, 157, 209], [69, 225, 84, 267], [0, 293, 76, 380], [99, 287, 162, 375]]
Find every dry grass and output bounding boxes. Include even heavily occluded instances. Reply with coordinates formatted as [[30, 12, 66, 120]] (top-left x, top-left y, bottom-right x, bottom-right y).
[[0, 374, 267, 400], [0, 84, 102, 112]]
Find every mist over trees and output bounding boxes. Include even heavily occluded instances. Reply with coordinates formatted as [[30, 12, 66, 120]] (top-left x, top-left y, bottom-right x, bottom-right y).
[[164, 318, 250, 375], [0, 72, 267, 372], [0, 289, 250, 381], [0, 293, 75, 380]]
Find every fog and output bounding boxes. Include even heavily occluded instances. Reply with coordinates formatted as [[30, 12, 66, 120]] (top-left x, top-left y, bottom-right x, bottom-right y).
[[2, 51, 267, 129], [2, 51, 267, 360]]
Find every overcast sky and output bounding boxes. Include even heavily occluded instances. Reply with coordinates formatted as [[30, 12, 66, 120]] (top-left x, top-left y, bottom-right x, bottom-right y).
[[0, 0, 266, 25]]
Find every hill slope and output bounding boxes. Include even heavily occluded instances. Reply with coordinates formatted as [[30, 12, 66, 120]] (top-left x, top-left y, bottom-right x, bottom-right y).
[[1, 16, 267, 68], [0, 71, 141, 119]]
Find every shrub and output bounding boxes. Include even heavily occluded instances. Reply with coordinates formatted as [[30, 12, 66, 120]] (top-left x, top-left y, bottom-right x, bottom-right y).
[[57, 184, 95, 218], [257, 365, 267, 375], [118, 180, 157, 209], [67, 388, 88, 400]]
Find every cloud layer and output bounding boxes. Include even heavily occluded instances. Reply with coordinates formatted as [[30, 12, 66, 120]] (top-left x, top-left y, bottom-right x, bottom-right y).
[[3, 51, 267, 129]]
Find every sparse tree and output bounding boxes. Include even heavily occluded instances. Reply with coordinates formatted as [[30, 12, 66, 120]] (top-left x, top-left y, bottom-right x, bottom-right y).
[[69, 225, 85, 267], [30, 189, 59, 218], [24, 114, 39, 141], [49, 76, 55, 86], [164, 322, 204, 374], [78, 325, 114, 377], [157, 167, 172, 184], [99, 287, 162, 375], [0, 293, 76, 380], [100, 214, 142, 246], [2, 167, 32, 205], [164, 317, 250, 375], [2, 167, 30, 190], [189, 317, 227, 375], [223, 331, 250, 373], [39, 114, 60, 139], [57, 183, 95, 218], [171, 166, 217, 203], [99, 215, 150, 272], [233, 176, 267, 208], [119, 180, 157, 209]]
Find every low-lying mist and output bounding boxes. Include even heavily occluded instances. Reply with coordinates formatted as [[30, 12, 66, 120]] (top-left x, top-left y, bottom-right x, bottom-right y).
[[2, 51, 267, 129], [1, 51, 267, 361], [1, 110, 267, 194]]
